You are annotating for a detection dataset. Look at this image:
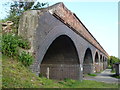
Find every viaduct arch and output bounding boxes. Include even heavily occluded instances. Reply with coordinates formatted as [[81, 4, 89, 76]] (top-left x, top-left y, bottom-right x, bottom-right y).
[[40, 35, 80, 80], [18, 2, 109, 80], [83, 48, 93, 74]]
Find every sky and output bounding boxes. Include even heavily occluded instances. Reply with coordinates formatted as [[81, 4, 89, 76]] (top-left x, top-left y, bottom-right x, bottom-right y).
[[0, 0, 118, 58]]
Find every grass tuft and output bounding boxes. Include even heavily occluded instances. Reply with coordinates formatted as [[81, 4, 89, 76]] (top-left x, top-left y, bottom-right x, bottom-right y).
[[88, 73, 97, 76]]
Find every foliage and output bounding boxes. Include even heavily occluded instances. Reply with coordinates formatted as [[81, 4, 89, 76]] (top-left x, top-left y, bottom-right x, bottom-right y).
[[2, 33, 33, 66], [32, 2, 48, 10], [7, 15, 20, 30], [2, 33, 30, 56], [109, 56, 120, 64], [2, 55, 118, 88], [18, 51, 33, 67], [107, 65, 112, 69], [108, 56, 120, 69], [3, 1, 48, 31], [17, 36, 31, 49], [2, 33, 18, 57], [111, 69, 115, 73]]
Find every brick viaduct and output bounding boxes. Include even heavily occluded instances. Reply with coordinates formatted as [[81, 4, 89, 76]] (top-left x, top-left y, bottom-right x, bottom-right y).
[[18, 2, 109, 80]]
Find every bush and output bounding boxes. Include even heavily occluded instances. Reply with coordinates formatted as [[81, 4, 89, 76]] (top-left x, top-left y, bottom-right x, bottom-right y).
[[18, 51, 33, 66], [108, 56, 120, 69], [17, 36, 31, 49], [2, 33, 33, 66], [109, 56, 120, 65], [2, 34, 31, 57], [2, 33, 18, 57]]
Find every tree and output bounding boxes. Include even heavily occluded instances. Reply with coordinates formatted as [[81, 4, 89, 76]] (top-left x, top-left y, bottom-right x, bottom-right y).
[[4, 1, 47, 31], [108, 56, 120, 69], [109, 56, 120, 64]]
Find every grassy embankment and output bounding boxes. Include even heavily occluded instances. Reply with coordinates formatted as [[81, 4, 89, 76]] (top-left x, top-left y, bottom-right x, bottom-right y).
[[2, 55, 118, 88]]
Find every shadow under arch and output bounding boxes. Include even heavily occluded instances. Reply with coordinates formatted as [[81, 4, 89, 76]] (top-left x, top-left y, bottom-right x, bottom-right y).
[[100, 54, 103, 62], [103, 56, 107, 70], [94, 52, 100, 72], [83, 48, 94, 74], [40, 35, 80, 80], [103, 56, 105, 70], [100, 54, 103, 71]]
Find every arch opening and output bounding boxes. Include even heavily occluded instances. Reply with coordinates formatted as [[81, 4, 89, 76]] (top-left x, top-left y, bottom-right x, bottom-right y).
[[100, 55, 102, 62], [40, 35, 80, 80], [83, 48, 94, 74], [100, 55, 103, 71], [95, 52, 99, 63], [94, 52, 100, 72], [103, 57, 105, 70], [103, 57, 107, 69]]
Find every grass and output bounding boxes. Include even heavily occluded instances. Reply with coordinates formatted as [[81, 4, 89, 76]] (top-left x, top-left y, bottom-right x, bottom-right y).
[[2, 55, 61, 88], [0, 53, 2, 89], [111, 74, 120, 79], [87, 73, 97, 76], [2, 55, 118, 88], [111, 69, 116, 73]]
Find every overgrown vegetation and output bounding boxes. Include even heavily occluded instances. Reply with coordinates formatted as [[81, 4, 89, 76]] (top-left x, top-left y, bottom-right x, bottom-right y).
[[18, 51, 33, 67], [108, 56, 120, 66], [17, 36, 31, 49], [2, 34, 18, 57], [1, 0, 48, 68], [2, 1, 48, 32], [2, 55, 118, 88], [108, 56, 120, 73], [1, 33, 33, 66]]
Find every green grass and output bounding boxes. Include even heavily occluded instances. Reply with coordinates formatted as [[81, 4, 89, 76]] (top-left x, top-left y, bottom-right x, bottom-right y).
[[2, 55, 118, 88], [111, 74, 120, 79], [111, 69, 115, 73], [87, 73, 97, 76], [2, 55, 62, 88], [0, 53, 2, 89]]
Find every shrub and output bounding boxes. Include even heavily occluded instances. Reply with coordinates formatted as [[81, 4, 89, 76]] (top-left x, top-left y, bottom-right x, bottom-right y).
[[2, 34, 31, 57], [108, 56, 120, 69], [2, 33, 18, 57], [2, 33, 33, 66], [18, 51, 33, 66], [17, 36, 31, 49]]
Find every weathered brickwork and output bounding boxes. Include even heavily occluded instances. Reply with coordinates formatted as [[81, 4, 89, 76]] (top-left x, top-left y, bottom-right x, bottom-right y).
[[18, 2, 108, 80], [48, 2, 108, 57], [40, 64, 80, 80]]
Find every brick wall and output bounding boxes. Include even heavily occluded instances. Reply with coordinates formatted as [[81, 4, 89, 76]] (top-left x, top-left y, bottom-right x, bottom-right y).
[[40, 64, 80, 80]]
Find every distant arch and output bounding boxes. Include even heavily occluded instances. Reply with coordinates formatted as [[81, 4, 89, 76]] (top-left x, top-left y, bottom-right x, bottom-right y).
[[83, 48, 93, 74], [94, 52, 100, 72], [100, 54, 103, 62], [95, 52, 99, 63], [100, 54, 103, 71], [103, 56, 105, 70]]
